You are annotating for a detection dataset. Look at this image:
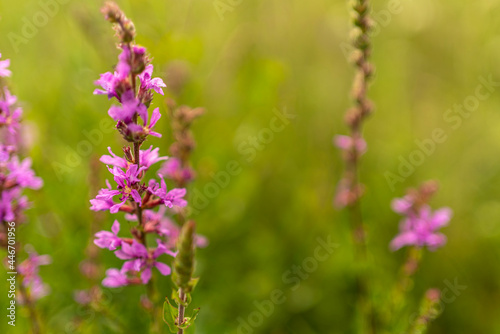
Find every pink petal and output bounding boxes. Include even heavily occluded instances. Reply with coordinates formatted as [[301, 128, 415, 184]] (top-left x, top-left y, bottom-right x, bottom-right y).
[[390, 232, 418, 251], [141, 268, 152, 284], [131, 189, 142, 203], [391, 197, 413, 214], [430, 207, 453, 229], [149, 108, 161, 127], [155, 262, 171, 276], [426, 233, 447, 251], [111, 220, 120, 235]]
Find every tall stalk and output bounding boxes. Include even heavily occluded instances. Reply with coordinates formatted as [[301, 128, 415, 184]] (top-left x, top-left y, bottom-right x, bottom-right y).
[[90, 3, 190, 333], [0, 53, 46, 334], [334, 0, 375, 332]]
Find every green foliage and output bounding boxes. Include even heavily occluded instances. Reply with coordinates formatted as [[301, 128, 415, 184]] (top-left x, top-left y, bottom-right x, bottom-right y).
[[163, 296, 199, 332]]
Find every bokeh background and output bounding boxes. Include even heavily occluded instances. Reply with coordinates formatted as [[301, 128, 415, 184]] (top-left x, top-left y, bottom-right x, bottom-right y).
[[1, 0, 500, 333]]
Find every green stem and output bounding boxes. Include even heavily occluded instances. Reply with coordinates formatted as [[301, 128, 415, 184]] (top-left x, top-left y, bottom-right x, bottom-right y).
[[19, 281, 41, 334], [129, 64, 160, 333], [385, 247, 423, 330], [177, 289, 186, 334]]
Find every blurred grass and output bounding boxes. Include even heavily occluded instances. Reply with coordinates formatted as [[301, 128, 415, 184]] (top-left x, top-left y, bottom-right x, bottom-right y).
[[1, 0, 500, 333]]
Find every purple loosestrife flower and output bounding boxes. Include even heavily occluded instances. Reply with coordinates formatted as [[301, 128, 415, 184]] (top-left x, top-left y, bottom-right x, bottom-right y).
[[0, 88, 22, 142], [0, 51, 46, 333], [159, 157, 194, 183], [0, 189, 17, 221], [6, 156, 43, 189], [90, 180, 116, 211], [116, 45, 132, 79], [102, 268, 130, 288], [100, 145, 167, 170], [391, 195, 415, 215], [115, 239, 175, 284], [94, 72, 120, 99], [125, 107, 162, 140], [0, 88, 17, 108], [140, 145, 168, 168], [0, 189, 29, 223], [390, 182, 452, 251], [148, 175, 187, 208], [94, 220, 123, 251], [108, 90, 147, 124], [139, 65, 166, 95], [94, 164, 145, 213], [100, 147, 129, 169], [17, 250, 51, 303], [0, 54, 42, 224], [92, 4, 191, 305], [390, 205, 452, 251], [0, 145, 14, 162], [93, 45, 133, 100], [0, 54, 11, 77]]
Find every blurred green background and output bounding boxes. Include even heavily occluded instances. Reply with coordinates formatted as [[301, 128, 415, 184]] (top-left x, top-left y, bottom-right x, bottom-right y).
[[1, 0, 500, 333]]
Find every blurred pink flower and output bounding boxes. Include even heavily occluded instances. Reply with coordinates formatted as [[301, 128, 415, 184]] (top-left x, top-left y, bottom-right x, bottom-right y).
[[390, 204, 452, 251]]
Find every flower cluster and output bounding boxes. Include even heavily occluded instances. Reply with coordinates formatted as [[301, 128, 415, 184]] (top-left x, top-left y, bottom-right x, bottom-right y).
[[17, 250, 51, 304], [0, 54, 42, 224], [0, 52, 46, 307], [91, 3, 204, 289], [333, 0, 374, 210], [390, 181, 452, 251]]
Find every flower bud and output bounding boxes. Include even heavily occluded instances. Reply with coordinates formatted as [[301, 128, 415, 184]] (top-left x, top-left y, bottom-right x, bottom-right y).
[[172, 221, 196, 292]]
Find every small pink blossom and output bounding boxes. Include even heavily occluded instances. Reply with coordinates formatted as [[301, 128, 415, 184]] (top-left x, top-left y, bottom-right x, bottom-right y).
[[139, 64, 166, 95], [159, 157, 194, 183], [148, 175, 187, 208], [17, 250, 51, 302], [115, 239, 174, 284], [94, 220, 123, 251], [390, 204, 452, 251], [333, 135, 367, 154], [0, 53, 11, 77], [93, 165, 145, 213], [102, 268, 129, 288]]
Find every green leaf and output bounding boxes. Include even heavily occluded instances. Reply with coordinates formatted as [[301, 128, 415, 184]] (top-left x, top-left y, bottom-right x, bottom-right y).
[[171, 289, 180, 304], [172, 288, 190, 307], [184, 324, 196, 334], [172, 289, 191, 307], [178, 308, 200, 330], [162, 298, 179, 333], [186, 277, 199, 293]]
